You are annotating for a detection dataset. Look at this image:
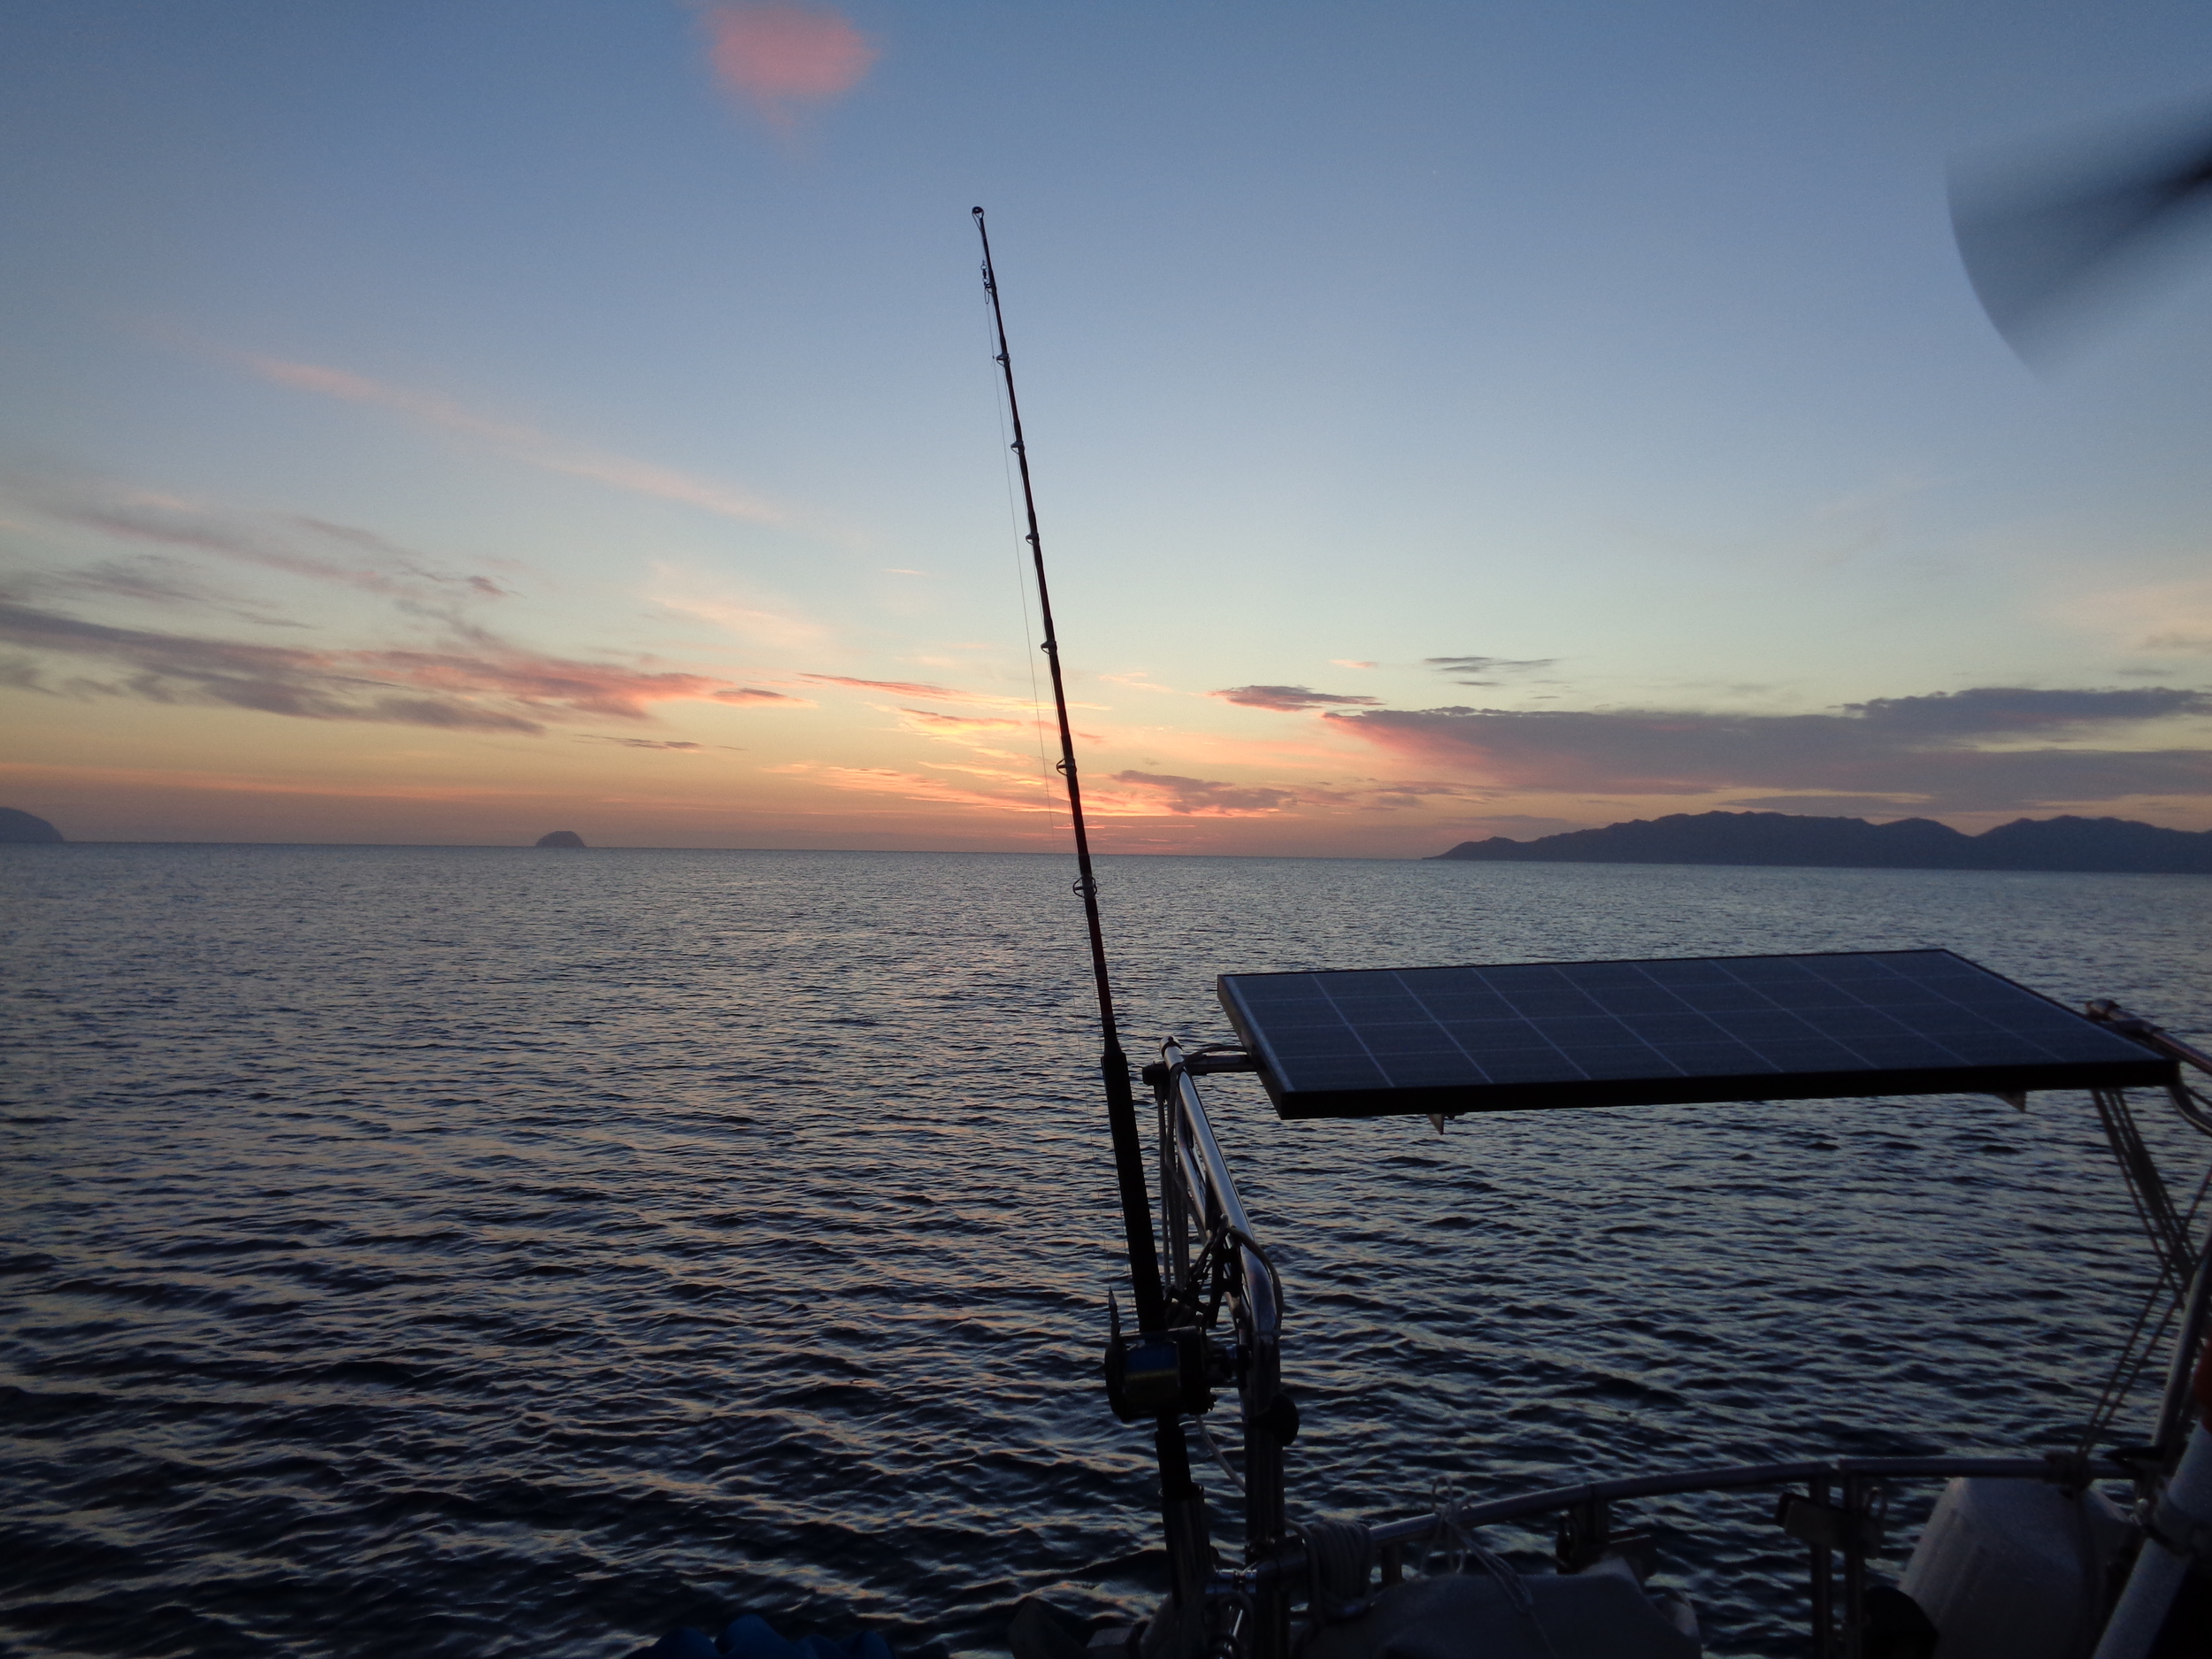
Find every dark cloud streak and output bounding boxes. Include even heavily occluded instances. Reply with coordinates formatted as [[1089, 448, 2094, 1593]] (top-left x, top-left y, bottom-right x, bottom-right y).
[[6, 480, 512, 604], [1425, 654, 1559, 687], [1211, 684, 1385, 711], [1111, 771, 1301, 814], [1329, 686, 2212, 810]]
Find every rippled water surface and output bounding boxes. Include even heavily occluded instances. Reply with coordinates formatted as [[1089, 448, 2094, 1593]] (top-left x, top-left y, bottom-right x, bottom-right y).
[[7, 846, 2212, 1659]]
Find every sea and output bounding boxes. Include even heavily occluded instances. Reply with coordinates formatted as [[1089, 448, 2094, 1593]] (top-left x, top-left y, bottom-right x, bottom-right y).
[[7, 845, 2212, 1659]]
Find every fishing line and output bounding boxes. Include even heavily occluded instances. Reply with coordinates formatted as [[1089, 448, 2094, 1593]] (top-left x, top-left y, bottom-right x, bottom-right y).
[[979, 267, 1059, 833], [972, 204, 1166, 1339]]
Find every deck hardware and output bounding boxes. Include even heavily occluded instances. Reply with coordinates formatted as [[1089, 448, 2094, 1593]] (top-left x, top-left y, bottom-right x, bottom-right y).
[[1253, 1393, 1301, 1445], [1778, 1489, 1886, 1554], [1555, 1497, 1657, 1579]]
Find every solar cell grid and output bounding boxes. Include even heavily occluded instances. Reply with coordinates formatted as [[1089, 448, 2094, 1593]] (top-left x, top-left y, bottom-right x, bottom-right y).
[[1216, 948, 2175, 1120]]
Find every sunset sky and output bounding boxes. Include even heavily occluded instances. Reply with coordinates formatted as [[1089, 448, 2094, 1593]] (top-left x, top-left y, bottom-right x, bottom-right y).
[[4, 2, 2212, 855]]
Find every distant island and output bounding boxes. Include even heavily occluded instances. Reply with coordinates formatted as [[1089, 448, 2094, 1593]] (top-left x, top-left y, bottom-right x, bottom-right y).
[[534, 830, 588, 848], [0, 808, 64, 844], [1432, 811, 2212, 875]]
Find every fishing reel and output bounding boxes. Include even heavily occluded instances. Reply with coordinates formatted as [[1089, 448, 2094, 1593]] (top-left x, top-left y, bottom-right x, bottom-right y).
[[1103, 1323, 1214, 1421], [1102, 1288, 1228, 1421]]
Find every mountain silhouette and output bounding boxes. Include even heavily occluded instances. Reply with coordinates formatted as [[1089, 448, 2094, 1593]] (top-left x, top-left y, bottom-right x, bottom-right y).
[[534, 830, 588, 849], [0, 808, 64, 844], [1432, 810, 2212, 874]]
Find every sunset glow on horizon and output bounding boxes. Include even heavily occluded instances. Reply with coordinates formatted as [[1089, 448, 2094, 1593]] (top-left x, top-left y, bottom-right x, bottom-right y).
[[5, 4, 2212, 854]]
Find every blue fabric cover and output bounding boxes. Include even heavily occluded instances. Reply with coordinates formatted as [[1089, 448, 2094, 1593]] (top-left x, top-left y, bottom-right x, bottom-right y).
[[633, 1612, 901, 1659]]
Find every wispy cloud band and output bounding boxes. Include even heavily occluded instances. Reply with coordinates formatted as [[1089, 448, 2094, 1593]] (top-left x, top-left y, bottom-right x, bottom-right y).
[[0, 599, 801, 733], [250, 357, 795, 527]]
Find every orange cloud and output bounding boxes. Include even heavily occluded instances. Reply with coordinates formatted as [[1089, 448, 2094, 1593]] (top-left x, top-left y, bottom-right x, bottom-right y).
[[873, 706, 1039, 764], [895, 707, 1025, 734], [777, 762, 1053, 814], [704, 4, 879, 127]]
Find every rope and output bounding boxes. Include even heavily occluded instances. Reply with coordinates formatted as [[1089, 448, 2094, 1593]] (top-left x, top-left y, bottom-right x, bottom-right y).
[[1187, 1414, 1246, 1494], [1428, 1488, 1563, 1659], [1291, 1520, 1375, 1622]]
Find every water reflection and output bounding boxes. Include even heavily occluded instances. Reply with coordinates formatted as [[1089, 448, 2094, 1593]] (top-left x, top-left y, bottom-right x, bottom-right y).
[[4, 847, 2208, 1658]]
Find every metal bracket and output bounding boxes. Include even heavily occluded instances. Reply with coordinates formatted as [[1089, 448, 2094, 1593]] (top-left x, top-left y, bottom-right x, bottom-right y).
[[1555, 1497, 1657, 1580], [1143, 1052, 1257, 1092], [1777, 1489, 1885, 1554], [1187, 1052, 1258, 1075], [2147, 1494, 2212, 1566]]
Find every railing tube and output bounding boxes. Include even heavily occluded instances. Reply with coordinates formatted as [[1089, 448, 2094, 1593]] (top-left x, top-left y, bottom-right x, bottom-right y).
[[1158, 1040, 1286, 1659], [2155, 1240, 2212, 1463], [1810, 1471, 1834, 1659], [2093, 1422, 2212, 1659]]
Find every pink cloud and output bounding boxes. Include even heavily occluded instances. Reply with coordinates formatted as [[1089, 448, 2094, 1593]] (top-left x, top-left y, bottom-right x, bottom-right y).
[[803, 672, 966, 700], [0, 598, 808, 733], [800, 672, 1070, 710], [705, 5, 879, 127]]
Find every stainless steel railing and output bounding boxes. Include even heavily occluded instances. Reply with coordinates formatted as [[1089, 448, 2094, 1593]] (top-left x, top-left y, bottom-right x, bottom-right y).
[[1153, 1038, 1288, 1658], [1152, 1008, 2212, 1659]]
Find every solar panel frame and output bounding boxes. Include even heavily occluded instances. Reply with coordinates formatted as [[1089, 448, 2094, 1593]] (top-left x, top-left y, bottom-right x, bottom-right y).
[[1216, 949, 2175, 1120]]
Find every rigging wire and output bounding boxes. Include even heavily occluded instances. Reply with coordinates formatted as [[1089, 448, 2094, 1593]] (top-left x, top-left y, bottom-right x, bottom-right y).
[[2092, 1086, 2196, 1292], [2076, 1273, 2183, 1456], [2071, 1092, 2212, 1455]]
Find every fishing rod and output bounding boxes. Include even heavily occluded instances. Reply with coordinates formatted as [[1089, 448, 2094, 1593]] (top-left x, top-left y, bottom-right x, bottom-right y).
[[974, 211, 1216, 1622], [972, 205, 1171, 1337]]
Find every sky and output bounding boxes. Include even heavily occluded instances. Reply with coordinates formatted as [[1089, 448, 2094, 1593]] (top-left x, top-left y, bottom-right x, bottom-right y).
[[4, 2, 2212, 856]]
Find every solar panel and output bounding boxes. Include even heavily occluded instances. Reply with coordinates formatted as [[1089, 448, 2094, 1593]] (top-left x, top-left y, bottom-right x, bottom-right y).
[[1216, 949, 2174, 1120]]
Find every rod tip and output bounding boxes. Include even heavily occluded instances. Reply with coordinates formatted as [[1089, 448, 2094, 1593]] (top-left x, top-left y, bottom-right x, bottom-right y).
[[971, 205, 985, 217]]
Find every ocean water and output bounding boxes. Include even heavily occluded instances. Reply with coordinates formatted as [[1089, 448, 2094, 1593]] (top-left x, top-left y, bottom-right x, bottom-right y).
[[5, 845, 2212, 1659]]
